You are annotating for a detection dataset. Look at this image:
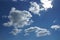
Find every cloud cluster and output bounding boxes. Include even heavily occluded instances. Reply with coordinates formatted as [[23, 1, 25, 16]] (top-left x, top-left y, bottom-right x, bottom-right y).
[[51, 25, 60, 30], [29, 0, 53, 16], [3, 0, 54, 37], [12, 0, 53, 16], [25, 26, 50, 37]]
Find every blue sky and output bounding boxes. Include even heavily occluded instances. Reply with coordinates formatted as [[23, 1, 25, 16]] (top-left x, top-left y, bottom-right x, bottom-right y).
[[0, 0, 60, 40]]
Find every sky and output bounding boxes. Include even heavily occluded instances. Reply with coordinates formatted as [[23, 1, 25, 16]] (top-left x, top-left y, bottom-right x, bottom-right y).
[[0, 0, 60, 40]]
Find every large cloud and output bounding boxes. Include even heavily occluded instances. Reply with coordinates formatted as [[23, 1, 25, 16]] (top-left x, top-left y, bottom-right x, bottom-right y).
[[51, 25, 60, 30], [25, 26, 50, 37], [40, 0, 53, 10], [3, 7, 33, 28], [3, 7, 33, 35]]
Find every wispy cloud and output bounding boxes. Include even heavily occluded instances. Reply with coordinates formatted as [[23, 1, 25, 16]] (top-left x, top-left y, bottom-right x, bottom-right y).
[[25, 26, 50, 37], [10, 28, 22, 35]]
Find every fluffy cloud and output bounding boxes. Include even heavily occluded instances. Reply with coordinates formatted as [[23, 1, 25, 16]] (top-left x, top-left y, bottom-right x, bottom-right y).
[[29, 2, 41, 16], [40, 0, 53, 10], [25, 26, 50, 37], [10, 28, 22, 35], [3, 7, 33, 28], [3, 7, 33, 35], [51, 25, 60, 30]]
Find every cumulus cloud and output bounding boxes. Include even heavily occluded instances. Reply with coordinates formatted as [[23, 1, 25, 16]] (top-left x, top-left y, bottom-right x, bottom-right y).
[[40, 0, 53, 10], [29, 2, 41, 16], [51, 25, 60, 30], [10, 28, 22, 35], [3, 7, 33, 35], [25, 26, 50, 37], [3, 7, 33, 28]]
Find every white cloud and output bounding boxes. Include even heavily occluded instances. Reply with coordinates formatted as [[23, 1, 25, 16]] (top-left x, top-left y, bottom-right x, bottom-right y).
[[51, 25, 60, 30], [29, 0, 53, 16], [3, 7, 33, 28], [29, 2, 41, 16], [3, 7, 33, 35], [25, 26, 50, 37], [10, 28, 22, 35], [40, 0, 53, 10], [3, 21, 13, 27]]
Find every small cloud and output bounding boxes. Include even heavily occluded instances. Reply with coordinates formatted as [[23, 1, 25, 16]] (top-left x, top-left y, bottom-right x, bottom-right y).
[[51, 25, 60, 30], [3, 21, 13, 27], [53, 19, 57, 23], [40, 0, 53, 10], [29, 2, 41, 16], [24, 26, 51, 37], [53, 20, 56, 23], [10, 28, 22, 35]]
